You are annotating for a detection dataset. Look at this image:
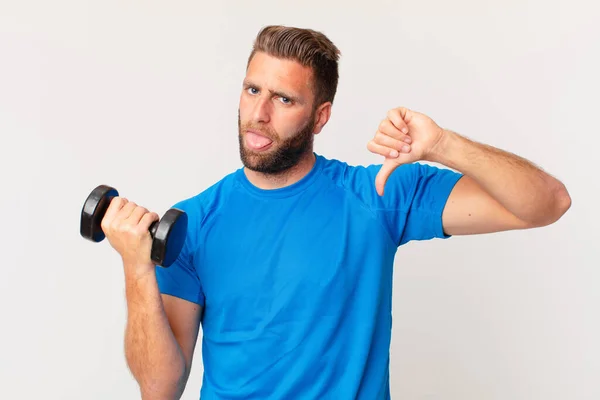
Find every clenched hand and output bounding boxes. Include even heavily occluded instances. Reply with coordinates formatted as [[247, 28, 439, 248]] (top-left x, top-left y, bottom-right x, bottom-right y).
[[367, 107, 447, 196]]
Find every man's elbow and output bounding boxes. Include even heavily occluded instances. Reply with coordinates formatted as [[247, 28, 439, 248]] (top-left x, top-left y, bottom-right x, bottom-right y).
[[529, 182, 572, 228], [137, 366, 189, 400], [139, 377, 187, 400], [557, 181, 572, 212], [548, 181, 572, 223]]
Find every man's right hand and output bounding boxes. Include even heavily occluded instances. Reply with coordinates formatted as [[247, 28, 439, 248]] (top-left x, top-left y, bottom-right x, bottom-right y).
[[100, 197, 160, 274]]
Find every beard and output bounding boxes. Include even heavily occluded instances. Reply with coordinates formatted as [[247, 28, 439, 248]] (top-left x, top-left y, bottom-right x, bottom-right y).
[[238, 111, 316, 175]]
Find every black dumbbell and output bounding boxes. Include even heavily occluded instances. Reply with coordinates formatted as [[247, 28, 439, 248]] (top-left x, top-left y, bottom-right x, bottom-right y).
[[80, 185, 188, 268]]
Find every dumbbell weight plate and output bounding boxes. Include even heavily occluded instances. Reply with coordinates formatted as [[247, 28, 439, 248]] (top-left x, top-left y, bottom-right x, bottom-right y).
[[80, 185, 119, 242], [150, 208, 188, 268]]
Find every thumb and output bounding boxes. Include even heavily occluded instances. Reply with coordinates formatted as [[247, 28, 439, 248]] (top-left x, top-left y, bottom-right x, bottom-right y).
[[375, 159, 400, 196]]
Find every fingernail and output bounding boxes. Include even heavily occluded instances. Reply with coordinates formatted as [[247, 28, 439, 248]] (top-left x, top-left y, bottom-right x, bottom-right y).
[[403, 136, 411, 143], [402, 127, 408, 133], [390, 149, 399, 157], [402, 145, 410, 152]]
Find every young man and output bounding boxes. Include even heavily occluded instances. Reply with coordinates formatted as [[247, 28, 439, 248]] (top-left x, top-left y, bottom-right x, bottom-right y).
[[100, 25, 571, 399]]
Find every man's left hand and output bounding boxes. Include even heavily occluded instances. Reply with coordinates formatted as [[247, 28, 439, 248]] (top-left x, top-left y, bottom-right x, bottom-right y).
[[367, 107, 447, 196]]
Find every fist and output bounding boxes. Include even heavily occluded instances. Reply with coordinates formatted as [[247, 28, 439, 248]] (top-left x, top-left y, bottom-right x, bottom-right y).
[[100, 197, 160, 269], [367, 107, 446, 196]]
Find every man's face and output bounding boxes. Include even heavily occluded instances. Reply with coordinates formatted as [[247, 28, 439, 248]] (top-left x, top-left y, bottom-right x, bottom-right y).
[[238, 52, 325, 174]]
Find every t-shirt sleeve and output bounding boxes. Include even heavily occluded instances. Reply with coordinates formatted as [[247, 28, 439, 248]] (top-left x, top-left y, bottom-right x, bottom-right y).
[[349, 161, 463, 246], [155, 200, 205, 307], [390, 162, 463, 245]]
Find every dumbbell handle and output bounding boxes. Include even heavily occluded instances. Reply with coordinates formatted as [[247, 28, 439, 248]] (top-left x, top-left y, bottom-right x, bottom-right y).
[[148, 219, 159, 238]]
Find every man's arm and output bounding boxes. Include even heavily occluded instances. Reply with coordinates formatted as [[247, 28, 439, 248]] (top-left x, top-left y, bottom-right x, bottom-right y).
[[161, 294, 203, 388], [432, 130, 572, 235], [124, 268, 202, 400], [98, 196, 202, 400], [368, 107, 571, 236]]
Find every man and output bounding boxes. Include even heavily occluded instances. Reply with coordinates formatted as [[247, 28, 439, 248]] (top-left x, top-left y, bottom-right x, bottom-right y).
[[100, 25, 571, 399]]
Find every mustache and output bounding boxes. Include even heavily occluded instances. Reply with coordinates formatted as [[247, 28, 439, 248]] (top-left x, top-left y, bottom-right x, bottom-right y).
[[241, 123, 278, 141]]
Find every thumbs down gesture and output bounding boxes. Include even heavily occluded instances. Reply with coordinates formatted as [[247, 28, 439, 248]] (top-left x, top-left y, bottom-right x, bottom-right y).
[[367, 107, 447, 196]]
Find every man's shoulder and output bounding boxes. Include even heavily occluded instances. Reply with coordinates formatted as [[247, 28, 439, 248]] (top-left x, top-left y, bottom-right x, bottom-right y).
[[318, 153, 375, 182], [318, 153, 394, 193], [317, 154, 389, 211], [317, 153, 457, 209], [320, 153, 433, 179], [170, 168, 241, 220]]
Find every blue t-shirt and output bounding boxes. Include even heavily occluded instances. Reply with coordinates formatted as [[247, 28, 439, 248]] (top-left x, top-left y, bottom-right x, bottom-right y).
[[156, 153, 462, 399]]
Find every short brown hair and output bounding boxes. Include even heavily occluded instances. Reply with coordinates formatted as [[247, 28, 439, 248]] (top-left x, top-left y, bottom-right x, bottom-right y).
[[247, 25, 341, 108]]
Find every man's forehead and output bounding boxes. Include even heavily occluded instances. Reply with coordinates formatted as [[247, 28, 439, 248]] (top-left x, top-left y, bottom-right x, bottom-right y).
[[246, 52, 313, 94]]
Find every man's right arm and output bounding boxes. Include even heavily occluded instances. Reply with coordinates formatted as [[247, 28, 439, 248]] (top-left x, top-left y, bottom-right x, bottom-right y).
[[99, 196, 202, 399], [124, 267, 202, 400]]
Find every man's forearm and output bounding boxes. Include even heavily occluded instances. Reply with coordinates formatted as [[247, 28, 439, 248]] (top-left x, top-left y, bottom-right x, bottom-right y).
[[428, 130, 571, 226], [124, 267, 187, 399]]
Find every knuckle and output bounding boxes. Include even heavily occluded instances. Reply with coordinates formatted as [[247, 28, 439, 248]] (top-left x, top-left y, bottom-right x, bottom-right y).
[[107, 198, 119, 211], [100, 220, 110, 232], [114, 222, 126, 232], [375, 131, 387, 142], [124, 224, 138, 235]]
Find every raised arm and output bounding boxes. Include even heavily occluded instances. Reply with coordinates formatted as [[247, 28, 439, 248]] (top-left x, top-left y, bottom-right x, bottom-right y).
[[101, 197, 202, 399], [435, 132, 571, 235], [368, 107, 571, 235]]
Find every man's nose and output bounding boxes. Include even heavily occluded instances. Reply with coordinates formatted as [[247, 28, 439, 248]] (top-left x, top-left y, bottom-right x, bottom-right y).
[[251, 96, 271, 124]]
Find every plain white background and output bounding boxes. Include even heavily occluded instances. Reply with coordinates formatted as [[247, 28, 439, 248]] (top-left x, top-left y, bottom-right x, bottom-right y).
[[1, 0, 598, 399]]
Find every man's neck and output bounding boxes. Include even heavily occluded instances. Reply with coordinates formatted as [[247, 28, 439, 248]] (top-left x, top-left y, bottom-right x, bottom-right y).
[[243, 152, 316, 190]]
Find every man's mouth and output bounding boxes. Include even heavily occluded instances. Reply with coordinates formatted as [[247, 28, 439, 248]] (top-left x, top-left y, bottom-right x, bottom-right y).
[[245, 129, 274, 151]]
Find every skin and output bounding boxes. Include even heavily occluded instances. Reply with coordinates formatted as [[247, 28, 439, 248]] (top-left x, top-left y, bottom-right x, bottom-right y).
[[100, 51, 571, 399]]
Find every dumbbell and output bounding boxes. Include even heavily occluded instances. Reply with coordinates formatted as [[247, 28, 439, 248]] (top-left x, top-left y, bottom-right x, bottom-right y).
[[80, 184, 188, 268]]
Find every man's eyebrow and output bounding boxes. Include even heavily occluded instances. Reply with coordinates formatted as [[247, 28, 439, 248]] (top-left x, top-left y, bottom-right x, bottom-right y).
[[243, 79, 302, 103]]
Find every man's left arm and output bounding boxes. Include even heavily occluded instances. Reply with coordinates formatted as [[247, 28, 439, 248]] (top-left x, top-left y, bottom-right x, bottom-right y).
[[368, 107, 572, 236], [432, 130, 571, 235]]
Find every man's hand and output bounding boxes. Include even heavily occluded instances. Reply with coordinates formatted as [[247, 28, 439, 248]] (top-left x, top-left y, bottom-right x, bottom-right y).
[[367, 107, 446, 196], [100, 197, 160, 276]]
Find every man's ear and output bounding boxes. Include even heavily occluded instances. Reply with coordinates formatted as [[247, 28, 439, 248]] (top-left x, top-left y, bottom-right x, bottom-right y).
[[313, 102, 332, 135]]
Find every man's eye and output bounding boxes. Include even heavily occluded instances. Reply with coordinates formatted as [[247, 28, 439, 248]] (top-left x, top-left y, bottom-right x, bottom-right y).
[[279, 97, 291, 104], [247, 87, 258, 94]]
